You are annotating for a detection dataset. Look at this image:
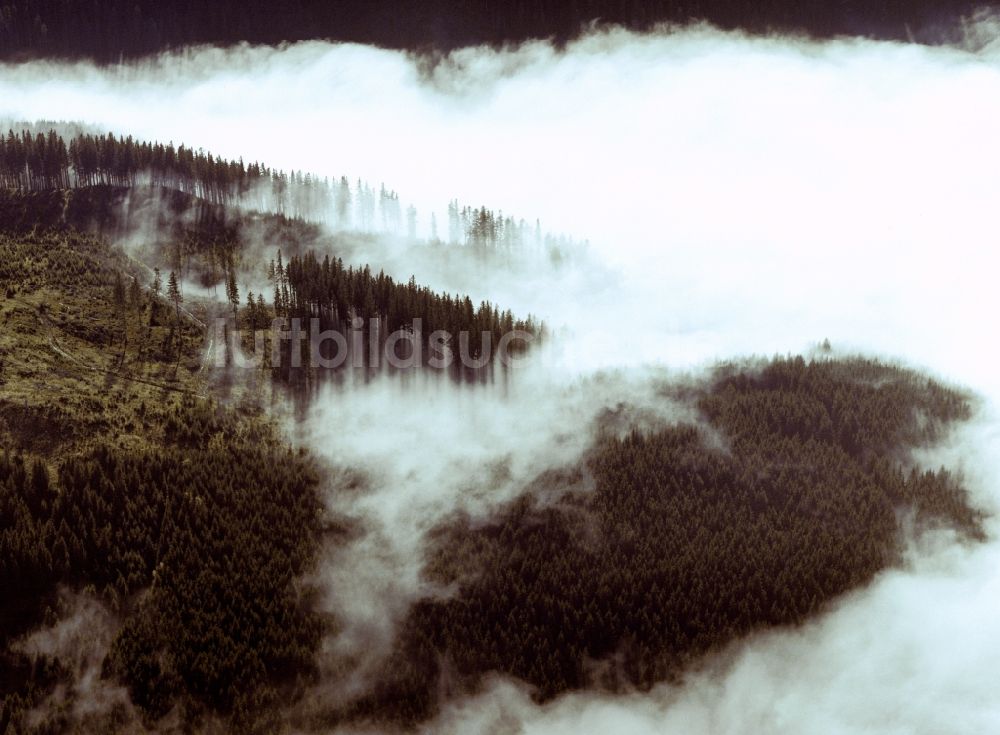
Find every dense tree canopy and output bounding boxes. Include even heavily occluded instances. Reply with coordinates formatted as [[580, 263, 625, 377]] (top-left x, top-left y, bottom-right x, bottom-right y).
[[335, 357, 982, 726], [0, 202, 330, 731], [0, 402, 327, 729], [0, 127, 988, 733], [266, 250, 541, 377]]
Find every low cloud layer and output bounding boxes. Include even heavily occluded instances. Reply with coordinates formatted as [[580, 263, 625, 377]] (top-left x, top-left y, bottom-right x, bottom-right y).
[[4, 28, 1000, 378], [15, 590, 138, 729], [4, 21, 1000, 734], [412, 411, 1000, 735]]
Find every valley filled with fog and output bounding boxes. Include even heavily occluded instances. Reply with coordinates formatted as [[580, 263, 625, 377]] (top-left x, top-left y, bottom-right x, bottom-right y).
[[2, 21, 1000, 734]]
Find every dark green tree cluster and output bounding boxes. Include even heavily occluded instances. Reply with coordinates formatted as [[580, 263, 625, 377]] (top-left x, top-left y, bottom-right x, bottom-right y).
[[1, 130, 579, 262], [0, 128, 377, 225], [0, 184, 137, 233], [338, 356, 983, 726], [0, 399, 326, 730], [0, 128, 299, 206], [267, 250, 541, 372], [0, 0, 979, 62], [0, 130, 68, 190]]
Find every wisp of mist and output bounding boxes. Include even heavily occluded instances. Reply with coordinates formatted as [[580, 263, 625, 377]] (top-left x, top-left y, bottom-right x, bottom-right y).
[[4, 21, 1000, 733]]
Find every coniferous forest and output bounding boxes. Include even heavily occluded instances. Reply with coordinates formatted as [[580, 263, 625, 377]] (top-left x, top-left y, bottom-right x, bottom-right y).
[[336, 357, 982, 725], [0, 129, 574, 257], [0, 131, 546, 390], [0, 6, 996, 735], [0, 175, 984, 728]]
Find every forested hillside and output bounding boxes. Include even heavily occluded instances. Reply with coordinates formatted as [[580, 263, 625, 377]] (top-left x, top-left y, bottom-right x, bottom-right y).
[[0, 210, 987, 733], [0, 120, 988, 734], [0, 154, 533, 731], [0, 127, 395, 219], [271, 251, 540, 378], [0, 129, 571, 259], [330, 357, 983, 726], [0, 128, 550, 381], [0, 184, 543, 383], [0, 213, 986, 732], [0, 220, 335, 732], [0, 0, 980, 62], [1, 407, 327, 730]]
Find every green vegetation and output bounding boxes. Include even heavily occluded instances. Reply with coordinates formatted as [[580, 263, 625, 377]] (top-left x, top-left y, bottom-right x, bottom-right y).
[[0, 148, 987, 733], [0, 128, 577, 258], [271, 250, 540, 377], [1, 405, 326, 730], [0, 228, 206, 457], [0, 176, 543, 730], [0, 180, 543, 383], [0, 128, 298, 205], [336, 357, 983, 726], [0, 219, 328, 732]]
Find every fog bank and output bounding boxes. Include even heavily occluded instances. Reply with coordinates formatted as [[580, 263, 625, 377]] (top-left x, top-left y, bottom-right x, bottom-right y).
[[4, 22, 1000, 734]]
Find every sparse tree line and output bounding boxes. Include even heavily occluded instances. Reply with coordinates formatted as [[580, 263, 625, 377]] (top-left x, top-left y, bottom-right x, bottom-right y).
[[0, 184, 541, 382], [258, 250, 541, 375], [0, 128, 341, 215], [0, 129, 578, 257], [445, 199, 559, 257], [0, 128, 411, 230]]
